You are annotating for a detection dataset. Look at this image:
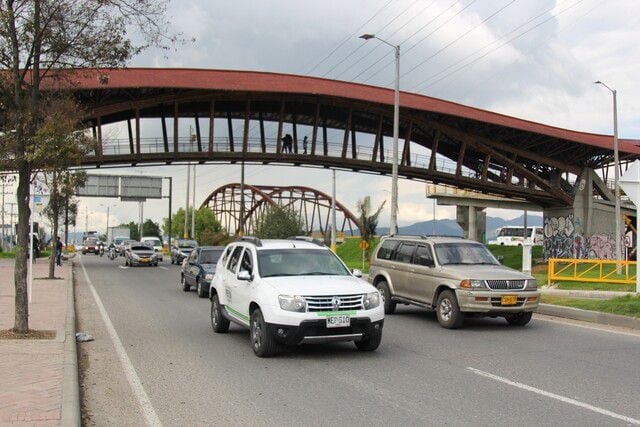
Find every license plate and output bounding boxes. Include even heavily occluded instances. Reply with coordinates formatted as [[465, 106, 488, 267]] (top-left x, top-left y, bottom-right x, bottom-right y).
[[501, 295, 517, 305], [326, 315, 350, 328], [140, 258, 149, 263]]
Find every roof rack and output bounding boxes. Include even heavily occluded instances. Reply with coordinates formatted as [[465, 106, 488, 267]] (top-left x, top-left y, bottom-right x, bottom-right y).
[[287, 236, 326, 247], [236, 236, 263, 247]]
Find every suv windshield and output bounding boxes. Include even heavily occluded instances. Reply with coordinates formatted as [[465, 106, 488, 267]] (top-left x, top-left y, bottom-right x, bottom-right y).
[[258, 249, 350, 278], [434, 242, 498, 266], [178, 240, 197, 248], [199, 249, 223, 264]]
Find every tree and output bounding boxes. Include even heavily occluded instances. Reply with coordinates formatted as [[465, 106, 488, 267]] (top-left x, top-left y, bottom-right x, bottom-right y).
[[253, 206, 304, 239], [142, 219, 161, 238], [162, 207, 222, 241], [0, 1, 177, 333], [356, 196, 386, 257]]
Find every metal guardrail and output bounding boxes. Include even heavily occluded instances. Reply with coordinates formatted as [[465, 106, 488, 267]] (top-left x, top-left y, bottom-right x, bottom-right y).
[[547, 258, 637, 285]]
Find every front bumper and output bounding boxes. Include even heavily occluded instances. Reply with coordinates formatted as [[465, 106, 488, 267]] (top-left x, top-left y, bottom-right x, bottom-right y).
[[129, 258, 157, 266], [455, 289, 540, 314], [266, 318, 384, 346]]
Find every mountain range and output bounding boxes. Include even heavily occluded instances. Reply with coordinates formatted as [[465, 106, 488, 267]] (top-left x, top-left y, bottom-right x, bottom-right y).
[[375, 214, 543, 240]]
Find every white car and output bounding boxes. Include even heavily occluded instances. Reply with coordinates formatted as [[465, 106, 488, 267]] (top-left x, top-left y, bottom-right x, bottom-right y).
[[209, 237, 385, 357], [140, 236, 164, 261]]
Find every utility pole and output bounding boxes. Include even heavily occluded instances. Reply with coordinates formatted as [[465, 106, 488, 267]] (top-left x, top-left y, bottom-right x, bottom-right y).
[[184, 163, 190, 238], [9, 202, 16, 249], [239, 161, 245, 236], [165, 177, 173, 252], [85, 205, 88, 238], [191, 164, 196, 240], [138, 201, 144, 239], [331, 170, 337, 252]]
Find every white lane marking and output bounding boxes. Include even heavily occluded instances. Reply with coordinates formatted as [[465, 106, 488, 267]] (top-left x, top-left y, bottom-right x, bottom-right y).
[[118, 265, 129, 269], [80, 258, 162, 426], [467, 367, 640, 425], [159, 266, 168, 270], [536, 315, 640, 338]]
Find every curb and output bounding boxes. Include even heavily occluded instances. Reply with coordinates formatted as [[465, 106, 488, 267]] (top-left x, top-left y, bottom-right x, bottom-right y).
[[539, 288, 635, 300], [60, 268, 81, 426], [537, 303, 640, 330]]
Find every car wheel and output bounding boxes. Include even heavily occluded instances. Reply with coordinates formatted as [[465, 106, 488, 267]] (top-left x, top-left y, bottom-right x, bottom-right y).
[[250, 308, 279, 357], [181, 275, 190, 292], [125, 258, 129, 266], [210, 294, 230, 333], [505, 311, 533, 326], [354, 327, 382, 351], [196, 279, 207, 298], [436, 290, 464, 329], [375, 280, 396, 314], [170, 257, 174, 265]]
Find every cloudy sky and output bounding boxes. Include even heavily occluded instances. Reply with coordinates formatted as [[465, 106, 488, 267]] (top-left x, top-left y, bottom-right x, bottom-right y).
[[30, 0, 640, 238]]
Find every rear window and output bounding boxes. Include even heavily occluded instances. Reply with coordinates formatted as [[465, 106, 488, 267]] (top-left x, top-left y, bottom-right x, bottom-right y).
[[376, 239, 397, 260], [199, 249, 223, 264]]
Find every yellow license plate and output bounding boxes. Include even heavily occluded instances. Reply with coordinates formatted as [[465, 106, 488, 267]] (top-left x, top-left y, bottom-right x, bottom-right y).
[[501, 295, 517, 305], [140, 258, 149, 262]]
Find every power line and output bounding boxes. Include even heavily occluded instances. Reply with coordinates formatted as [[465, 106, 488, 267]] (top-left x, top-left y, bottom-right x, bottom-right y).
[[356, 0, 476, 84], [413, 0, 586, 93], [302, 0, 396, 75], [320, 0, 421, 78], [397, 0, 518, 83]]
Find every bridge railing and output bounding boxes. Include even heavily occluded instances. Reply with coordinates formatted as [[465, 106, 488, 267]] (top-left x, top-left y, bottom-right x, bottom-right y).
[[547, 258, 637, 285]]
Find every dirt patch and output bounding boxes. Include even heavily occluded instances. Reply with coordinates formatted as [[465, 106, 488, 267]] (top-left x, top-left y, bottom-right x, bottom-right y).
[[0, 329, 56, 339], [531, 264, 547, 274]]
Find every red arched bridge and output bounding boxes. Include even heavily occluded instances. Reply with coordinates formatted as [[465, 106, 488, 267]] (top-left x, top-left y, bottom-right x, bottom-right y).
[[200, 183, 361, 237], [34, 68, 640, 207]]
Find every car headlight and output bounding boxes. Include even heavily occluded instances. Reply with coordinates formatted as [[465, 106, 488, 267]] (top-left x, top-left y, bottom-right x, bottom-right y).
[[526, 279, 537, 290], [131, 253, 140, 260], [363, 291, 380, 309], [278, 295, 306, 312], [460, 279, 486, 289], [205, 273, 214, 281]]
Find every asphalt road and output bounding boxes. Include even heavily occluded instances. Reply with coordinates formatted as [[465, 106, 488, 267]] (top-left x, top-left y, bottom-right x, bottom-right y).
[[76, 254, 640, 426]]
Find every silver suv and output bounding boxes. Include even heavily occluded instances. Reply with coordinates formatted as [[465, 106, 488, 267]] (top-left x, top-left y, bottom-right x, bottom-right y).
[[368, 235, 540, 329]]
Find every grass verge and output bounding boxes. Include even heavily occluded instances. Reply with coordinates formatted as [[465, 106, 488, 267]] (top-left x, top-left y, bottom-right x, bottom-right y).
[[540, 294, 640, 318], [336, 237, 379, 274]]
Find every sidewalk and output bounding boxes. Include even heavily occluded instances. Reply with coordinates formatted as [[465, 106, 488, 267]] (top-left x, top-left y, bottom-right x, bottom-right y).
[[0, 258, 78, 426]]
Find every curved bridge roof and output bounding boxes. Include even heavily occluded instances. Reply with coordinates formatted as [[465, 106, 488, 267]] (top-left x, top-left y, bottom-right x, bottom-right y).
[[47, 68, 640, 207]]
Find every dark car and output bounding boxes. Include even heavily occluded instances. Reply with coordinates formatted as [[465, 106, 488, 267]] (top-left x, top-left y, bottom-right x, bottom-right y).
[[181, 246, 225, 298], [82, 237, 99, 255], [171, 239, 198, 265], [125, 243, 159, 267]]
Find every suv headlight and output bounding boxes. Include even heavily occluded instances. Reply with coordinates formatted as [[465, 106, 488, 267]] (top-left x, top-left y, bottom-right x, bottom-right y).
[[526, 279, 537, 290], [460, 279, 486, 289], [205, 273, 214, 281], [278, 295, 306, 312], [363, 291, 380, 309]]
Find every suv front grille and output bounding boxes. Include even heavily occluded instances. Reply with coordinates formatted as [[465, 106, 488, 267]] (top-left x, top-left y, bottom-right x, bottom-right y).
[[303, 294, 364, 312], [485, 280, 526, 290]]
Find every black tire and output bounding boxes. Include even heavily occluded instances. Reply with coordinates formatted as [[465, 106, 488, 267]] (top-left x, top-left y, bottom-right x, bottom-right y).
[[170, 256, 174, 265], [505, 311, 533, 326], [181, 275, 190, 292], [210, 294, 230, 333], [354, 327, 382, 351], [436, 290, 464, 329], [125, 258, 129, 266], [375, 280, 396, 314], [196, 279, 207, 298], [250, 308, 279, 357]]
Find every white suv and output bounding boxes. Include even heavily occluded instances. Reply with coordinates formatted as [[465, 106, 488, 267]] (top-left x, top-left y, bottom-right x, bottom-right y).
[[209, 237, 385, 357]]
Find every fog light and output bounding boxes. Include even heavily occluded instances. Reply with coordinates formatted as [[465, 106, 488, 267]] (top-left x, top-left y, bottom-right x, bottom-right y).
[[527, 296, 538, 302], [374, 323, 380, 330], [475, 297, 489, 302], [277, 328, 288, 337]]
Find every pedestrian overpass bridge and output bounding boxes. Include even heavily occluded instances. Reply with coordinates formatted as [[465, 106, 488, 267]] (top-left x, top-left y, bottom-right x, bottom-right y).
[[51, 68, 640, 209]]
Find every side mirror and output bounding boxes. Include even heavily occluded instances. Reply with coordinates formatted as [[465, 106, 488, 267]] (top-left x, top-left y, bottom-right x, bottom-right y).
[[497, 255, 504, 264], [237, 270, 253, 281], [352, 269, 363, 278], [419, 256, 435, 268]]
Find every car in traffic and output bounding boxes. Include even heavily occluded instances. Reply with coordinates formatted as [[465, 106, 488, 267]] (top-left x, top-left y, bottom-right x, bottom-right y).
[[368, 235, 540, 329], [141, 236, 164, 261], [82, 237, 99, 255], [181, 246, 225, 298], [209, 236, 384, 357], [125, 243, 159, 267], [171, 239, 198, 265]]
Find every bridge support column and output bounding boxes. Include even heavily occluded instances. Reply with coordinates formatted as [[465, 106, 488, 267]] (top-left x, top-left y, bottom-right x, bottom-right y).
[[456, 205, 486, 243]]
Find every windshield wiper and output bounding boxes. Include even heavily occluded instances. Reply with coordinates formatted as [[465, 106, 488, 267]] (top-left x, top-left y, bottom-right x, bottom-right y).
[[261, 273, 302, 278]]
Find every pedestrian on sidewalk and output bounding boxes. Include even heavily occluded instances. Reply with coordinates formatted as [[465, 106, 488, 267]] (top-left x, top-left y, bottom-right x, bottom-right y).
[[55, 236, 63, 266]]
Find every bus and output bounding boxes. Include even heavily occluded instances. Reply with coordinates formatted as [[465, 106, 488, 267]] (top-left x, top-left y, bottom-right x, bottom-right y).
[[493, 226, 543, 246]]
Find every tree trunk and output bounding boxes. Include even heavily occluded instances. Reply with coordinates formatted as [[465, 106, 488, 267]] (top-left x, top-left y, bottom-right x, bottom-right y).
[[13, 167, 30, 333]]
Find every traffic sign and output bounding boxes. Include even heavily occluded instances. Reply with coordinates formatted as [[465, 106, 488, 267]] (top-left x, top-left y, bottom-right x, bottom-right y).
[[359, 240, 369, 250]]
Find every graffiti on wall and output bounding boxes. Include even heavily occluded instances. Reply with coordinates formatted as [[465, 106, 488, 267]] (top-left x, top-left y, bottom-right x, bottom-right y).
[[543, 213, 621, 260]]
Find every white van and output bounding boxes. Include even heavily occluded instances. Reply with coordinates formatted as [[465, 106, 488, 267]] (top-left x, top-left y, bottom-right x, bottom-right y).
[[493, 226, 543, 246], [140, 236, 164, 261]]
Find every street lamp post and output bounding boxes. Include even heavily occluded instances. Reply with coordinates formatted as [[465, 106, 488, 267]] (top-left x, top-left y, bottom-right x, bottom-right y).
[[595, 81, 621, 272], [360, 34, 400, 235]]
